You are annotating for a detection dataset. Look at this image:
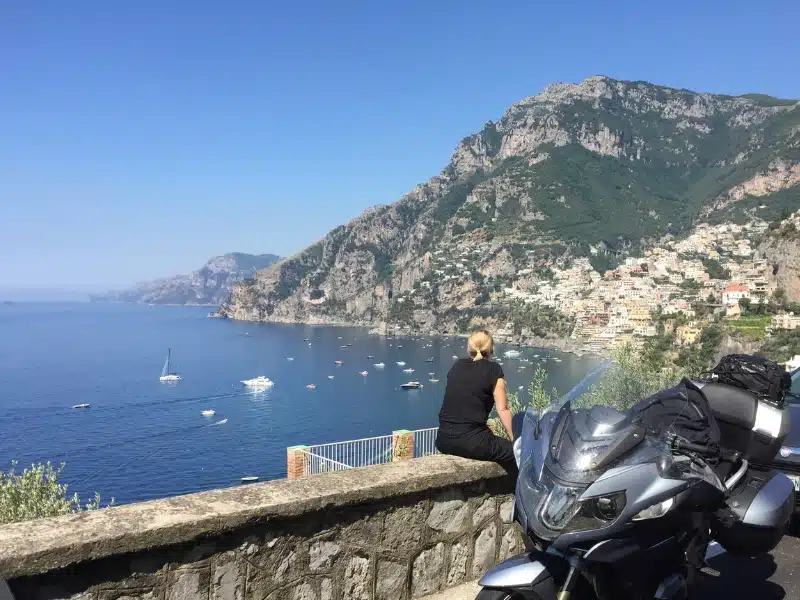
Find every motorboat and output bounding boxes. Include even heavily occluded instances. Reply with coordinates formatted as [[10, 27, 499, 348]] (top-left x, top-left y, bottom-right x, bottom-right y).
[[201, 409, 216, 416], [241, 476, 259, 483], [425, 357, 435, 363], [403, 368, 415, 373], [396, 361, 406, 366], [306, 384, 317, 390], [503, 350, 521, 358], [429, 378, 440, 383], [374, 362, 385, 368], [328, 375, 335, 379], [286, 357, 294, 361], [241, 376, 274, 387], [359, 371, 368, 376], [335, 360, 344, 365], [401, 381, 422, 389], [72, 403, 90, 409], [367, 355, 374, 359]]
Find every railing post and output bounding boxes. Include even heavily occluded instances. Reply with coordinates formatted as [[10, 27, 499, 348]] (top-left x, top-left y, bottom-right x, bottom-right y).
[[287, 445, 309, 478], [392, 430, 414, 462]]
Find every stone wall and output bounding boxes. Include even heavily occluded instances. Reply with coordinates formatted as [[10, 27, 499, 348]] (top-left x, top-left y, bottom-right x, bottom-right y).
[[0, 455, 521, 600]]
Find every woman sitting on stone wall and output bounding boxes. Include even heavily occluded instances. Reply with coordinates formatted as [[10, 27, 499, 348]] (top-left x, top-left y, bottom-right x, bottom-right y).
[[435, 330, 517, 477]]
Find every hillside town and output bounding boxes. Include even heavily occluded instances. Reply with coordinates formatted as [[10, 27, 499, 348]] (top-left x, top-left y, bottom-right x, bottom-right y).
[[501, 220, 781, 353]]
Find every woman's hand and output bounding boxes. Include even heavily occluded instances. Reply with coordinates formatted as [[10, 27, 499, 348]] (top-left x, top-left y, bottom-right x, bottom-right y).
[[494, 378, 514, 441]]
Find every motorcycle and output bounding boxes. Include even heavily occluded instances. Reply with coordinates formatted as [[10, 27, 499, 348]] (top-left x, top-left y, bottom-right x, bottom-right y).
[[478, 361, 795, 600]]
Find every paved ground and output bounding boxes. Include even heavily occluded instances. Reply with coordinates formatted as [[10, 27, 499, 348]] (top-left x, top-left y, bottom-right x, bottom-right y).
[[422, 532, 800, 600]]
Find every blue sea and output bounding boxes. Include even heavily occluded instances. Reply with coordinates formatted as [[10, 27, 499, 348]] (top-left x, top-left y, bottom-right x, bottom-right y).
[[0, 303, 601, 505]]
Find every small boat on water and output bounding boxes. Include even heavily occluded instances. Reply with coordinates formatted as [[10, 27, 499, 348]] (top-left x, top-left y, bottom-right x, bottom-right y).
[[425, 357, 435, 363], [340, 345, 348, 349], [72, 403, 90, 409], [201, 409, 216, 416], [335, 360, 344, 365], [504, 350, 521, 358], [401, 381, 422, 389], [396, 361, 406, 366], [328, 375, 335, 379], [518, 386, 524, 390], [428, 372, 435, 376], [304, 338, 310, 342], [158, 348, 181, 381], [241, 476, 259, 483], [403, 368, 415, 373], [286, 357, 294, 361], [359, 371, 368, 376], [241, 376, 274, 387], [306, 384, 317, 390], [374, 362, 385, 368], [554, 358, 562, 363], [429, 378, 440, 383], [346, 343, 352, 347], [366, 355, 374, 359], [452, 355, 458, 359]]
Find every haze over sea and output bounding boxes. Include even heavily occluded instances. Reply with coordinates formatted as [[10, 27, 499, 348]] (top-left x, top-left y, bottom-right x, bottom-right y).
[[0, 303, 601, 505]]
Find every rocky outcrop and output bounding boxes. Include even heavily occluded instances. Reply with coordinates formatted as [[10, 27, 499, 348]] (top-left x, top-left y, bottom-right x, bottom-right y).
[[220, 76, 800, 335], [93, 252, 281, 306]]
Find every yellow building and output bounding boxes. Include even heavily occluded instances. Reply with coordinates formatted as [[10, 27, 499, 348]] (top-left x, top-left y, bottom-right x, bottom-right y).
[[676, 325, 701, 345]]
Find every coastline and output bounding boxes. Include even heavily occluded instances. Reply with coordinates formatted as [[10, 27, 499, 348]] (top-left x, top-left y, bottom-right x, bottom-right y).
[[213, 310, 602, 359]]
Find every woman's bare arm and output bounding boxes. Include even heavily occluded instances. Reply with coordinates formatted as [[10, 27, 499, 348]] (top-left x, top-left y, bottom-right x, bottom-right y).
[[493, 378, 514, 441]]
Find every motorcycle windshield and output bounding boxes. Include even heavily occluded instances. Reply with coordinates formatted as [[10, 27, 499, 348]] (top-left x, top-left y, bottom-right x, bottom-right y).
[[516, 360, 696, 541]]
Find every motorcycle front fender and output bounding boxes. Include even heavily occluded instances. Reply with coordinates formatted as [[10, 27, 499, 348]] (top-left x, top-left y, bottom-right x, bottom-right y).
[[478, 551, 568, 598]]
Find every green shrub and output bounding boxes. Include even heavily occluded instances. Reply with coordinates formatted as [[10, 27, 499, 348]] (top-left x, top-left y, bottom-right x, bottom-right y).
[[0, 461, 112, 525]]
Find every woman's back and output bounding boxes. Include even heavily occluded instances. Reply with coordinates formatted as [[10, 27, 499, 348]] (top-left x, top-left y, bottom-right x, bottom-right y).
[[439, 357, 505, 427]]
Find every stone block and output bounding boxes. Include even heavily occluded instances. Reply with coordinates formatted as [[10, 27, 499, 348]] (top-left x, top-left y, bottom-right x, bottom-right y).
[[292, 583, 317, 600], [472, 496, 496, 527], [309, 540, 341, 572], [167, 569, 208, 600], [472, 523, 497, 579], [426, 499, 471, 535], [446, 539, 471, 587], [212, 553, 245, 600], [411, 543, 445, 598], [381, 504, 426, 553], [499, 498, 514, 524], [376, 560, 407, 600], [499, 526, 524, 562], [342, 555, 371, 600], [320, 578, 334, 600]]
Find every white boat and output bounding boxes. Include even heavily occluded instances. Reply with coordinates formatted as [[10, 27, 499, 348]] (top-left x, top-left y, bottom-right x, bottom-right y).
[[503, 350, 521, 358], [241, 476, 259, 483], [241, 376, 274, 387], [396, 361, 406, 366], [428, 372, 435, 376], [306, 384, 317, 390], [201, 409, 216, 416], [403, 368, 415, 373], [401, 381, 422, 389], [554, 358, 562, 363], [328, 375, 335, 379], [429, 378, 440, 383], [374, 362, 385, 368], [72, 403, 90, 409], [335, 360, 344, 365], [359, 371, 368, 376], [425, 357, 435, 363], [159, 348, 181, 381], [518, 386, 524, 390], [286, 357, 294, 361], [452, 355, 459, 359]]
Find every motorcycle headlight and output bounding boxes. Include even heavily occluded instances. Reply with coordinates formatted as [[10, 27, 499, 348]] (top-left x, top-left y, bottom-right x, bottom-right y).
[[632, 497, 675, 521], [541, 488, 627, 534]]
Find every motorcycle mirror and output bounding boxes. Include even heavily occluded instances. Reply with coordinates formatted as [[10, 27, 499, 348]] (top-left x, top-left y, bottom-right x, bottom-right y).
[[0, 576, 15, 600]]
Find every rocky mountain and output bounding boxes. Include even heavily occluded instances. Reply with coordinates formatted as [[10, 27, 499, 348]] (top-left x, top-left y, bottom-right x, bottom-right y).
[[758, 209, 800, 302], [93, 253, 281, 306], [219, 76, 799, 335]]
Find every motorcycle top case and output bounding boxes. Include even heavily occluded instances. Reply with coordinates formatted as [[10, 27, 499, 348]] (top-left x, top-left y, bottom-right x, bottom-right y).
[[710, 468, 796, 555]]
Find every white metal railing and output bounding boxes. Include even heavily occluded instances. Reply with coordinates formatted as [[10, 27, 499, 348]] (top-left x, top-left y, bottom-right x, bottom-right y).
[[413, 427, 439, 458], [297, 427, 440, 475]]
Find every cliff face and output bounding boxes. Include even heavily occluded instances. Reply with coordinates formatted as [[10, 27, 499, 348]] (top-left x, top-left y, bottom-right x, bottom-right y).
[[758, 211, 800, 302], [94, 253, 281, 306], [221, 76, 799, 333]]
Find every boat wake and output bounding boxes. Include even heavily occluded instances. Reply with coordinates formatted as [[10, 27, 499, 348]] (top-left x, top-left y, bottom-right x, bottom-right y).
[[211, 418, 228, 426]]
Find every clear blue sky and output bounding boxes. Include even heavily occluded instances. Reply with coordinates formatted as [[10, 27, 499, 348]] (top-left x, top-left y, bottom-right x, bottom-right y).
[[2, 0, 798, 289]]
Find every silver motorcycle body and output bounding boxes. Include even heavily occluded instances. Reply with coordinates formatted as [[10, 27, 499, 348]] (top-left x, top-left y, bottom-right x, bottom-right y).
[[479, 362, 795, 600]]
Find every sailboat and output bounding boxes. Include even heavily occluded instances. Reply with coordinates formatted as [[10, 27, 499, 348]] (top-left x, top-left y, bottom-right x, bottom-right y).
[[159, 348, 181, 381]]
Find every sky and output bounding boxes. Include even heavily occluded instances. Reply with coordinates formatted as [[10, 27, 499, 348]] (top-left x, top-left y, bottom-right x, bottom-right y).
[[1, 0, 798, 289]]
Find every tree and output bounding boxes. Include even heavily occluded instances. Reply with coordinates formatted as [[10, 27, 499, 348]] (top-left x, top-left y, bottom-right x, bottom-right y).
[[738, 297, 752, 313], [0, 462, 112, 525]]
